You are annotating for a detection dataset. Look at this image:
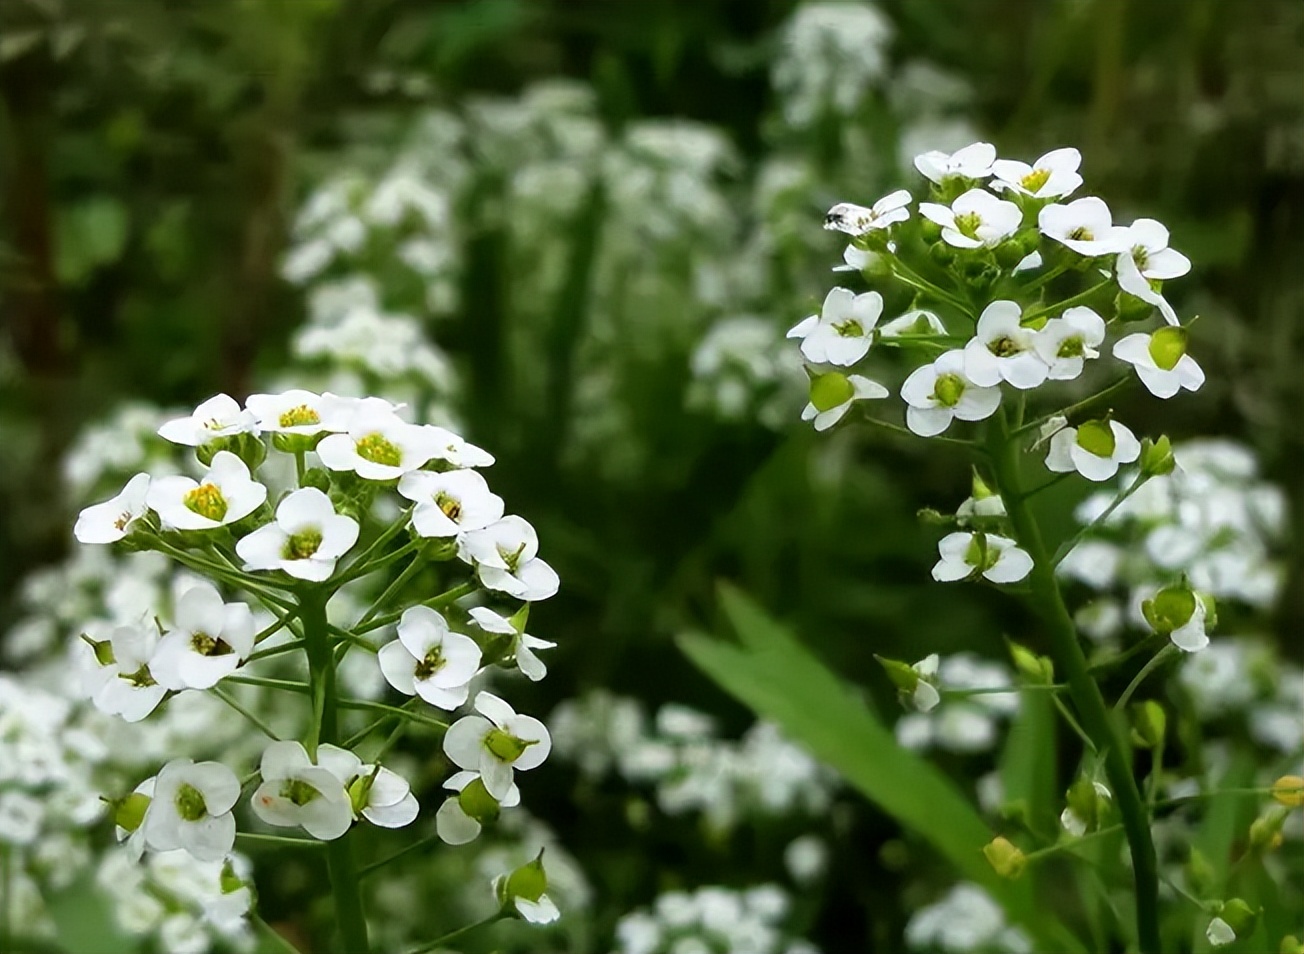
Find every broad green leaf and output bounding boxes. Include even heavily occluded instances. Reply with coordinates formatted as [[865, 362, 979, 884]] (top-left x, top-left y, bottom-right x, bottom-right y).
[[998, 683, 1057, 835], [680, 584, 1085, 953]]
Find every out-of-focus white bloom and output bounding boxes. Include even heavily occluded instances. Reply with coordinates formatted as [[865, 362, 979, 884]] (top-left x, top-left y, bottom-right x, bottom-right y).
[[377, 606, 481, 709], [157, 394, 259, 447], [614, 884, 808, 954], [237, 488, 359, 582], [1033, 307, 1106, 380], [784, 834, 828, 885], [74, 473, 152, 544], [914, 142, 997, 184], [901, 350, 1002, 437], [443, 692, 551, 799], [150, 581, 255, 691], [0, 790, 43, 845], [1045, 420, 1142, 482], [88, 622, 167, 723], [1205, 917, 1236, 948], [399, 469, 504, 539], [468, 606, 554, 682], [251, 741, 353, 841], [920, 189, 1022, 249], [963, 300, 1050, 389], [146, 452, 267, 532], [1112, 329, 1205, 398], [823, 191, 912, 235], [991, 147, 1082, 198], [141, 759, 239, 862], [457, 516, 560, 601], [932, 532, 1033, 584], [316, 745, 419, 829], [1038, 197, 1130, 256], [786, 287, 883, 366], [1058, 540, 1122, 590], [772, 1, 891, 127], [905, 883, 1031, 953]]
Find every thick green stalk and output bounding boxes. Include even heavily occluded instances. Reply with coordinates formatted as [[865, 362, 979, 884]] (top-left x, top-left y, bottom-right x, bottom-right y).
[[988, 412, 1160, 954], [300, 591, 370, 954]]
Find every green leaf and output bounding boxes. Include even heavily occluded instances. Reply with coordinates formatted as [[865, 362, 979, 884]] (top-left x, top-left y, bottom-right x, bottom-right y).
[[998, 681, 1057, 834], [680, 584, 1084, 953]]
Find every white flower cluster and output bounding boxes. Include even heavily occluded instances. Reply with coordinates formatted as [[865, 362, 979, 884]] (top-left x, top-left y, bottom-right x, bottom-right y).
[[550, 692, 838, 832], [904, 882, 1032, 954], [614, 884, 818, 954], [771, 1, 892, 128], [68, 386, 562, 924], [687, 315, 808, 429]]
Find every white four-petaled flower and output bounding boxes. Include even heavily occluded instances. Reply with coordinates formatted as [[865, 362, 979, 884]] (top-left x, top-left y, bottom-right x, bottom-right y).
[[468, 606, 555, 682], [458, 516, 560, 601], [991, 147, 1082, 199], [901, 350, 1002, 437], [1112, 329, 1204, 399], [435, 770, 520, 846], [1038, 197, 1130, 257], [236, 488, 359, 582], [251, 741, 354, 841], [146, 451, 267, 531], [158, 394, 259, 446], [443, 692, 551, 800], [316, 745, 419, 829], [316, 408, 438, 481], [932, 532, 1033, 584], [398, 469, 504, 539], [919, 189, 1022, 249], [1045, 420, 1141, 482], [244, 389, 341, 437], [963, 300, 1049, 389], [151, 582, 255, 691], [823, 190, 912, 235], [1032, 307, 1106, 380], [786, 287, 883, 366], [141, 759, 240, 862], [74, 472, 151, 544], [88, 622, 167, 723], [801, 373, 889, 431], [377, 606, 482, 709], [913, 142, 996, 183]]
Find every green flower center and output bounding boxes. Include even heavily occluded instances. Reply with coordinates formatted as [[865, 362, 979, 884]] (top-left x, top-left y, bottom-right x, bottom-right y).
[[414, 646, 445, 681], [190, 631, 232, 657], [1021, 168, 1051, 192], [1075, 421, 1117, 458], [988, 335, 1023, 358], [497, 542, 527, 573], [1057, 336, 1085, 359], [953, 211, 983, 239], [485, 727, 531, 763], [435, 491, 462, 522], [1067, 226, 1093, 242], [832, 318, 864, 338], [1147, 326, 1188, 371], [280, 779, 320, 806], [283, 528, 323, 560], [278, 404, 321, 428], [809, 372, 854, 413], [184, 483, 229, 521], [963, 534, 1000, 572], [121, 663, 156, 688], [175, 782, 208, 822], [355, 433, 402, 467], [1131, 245, 1150, 271], [932, 373, 966, 408]]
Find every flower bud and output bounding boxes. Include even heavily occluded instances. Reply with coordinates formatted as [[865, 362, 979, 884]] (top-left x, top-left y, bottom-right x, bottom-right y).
[[1130, 700, 1166, 749], [299, 467, 332, 493], [1063, 778, 1110, 835], [1217, 898, 1260, 938], [498, 849, 549, 908], [271, 432, 319, 455], [809, 372, 855, 413], [197, 433, 266, 472], [982, 836, 1026, 879], [1281, 935, 1304, 954], [928, 240, 954, 266], [1139, 435, 1175, 477], [917, 508, 952, 526], [1271, 775, 1304, 807], [80, 632, 116, 667], [921, 218, 943, 244], [1114, 289, 1155, 323], [1007, 641, 1053, 685], [875, 655, 919, 694], [111, 792, 152, 833], [1142, 584, 1197, 636], [994, 240, 1026, 270], [1249, 807, 1288, 852]]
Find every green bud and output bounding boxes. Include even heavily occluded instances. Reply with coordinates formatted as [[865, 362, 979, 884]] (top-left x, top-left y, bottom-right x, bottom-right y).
[[994, 240, 1026, 269], [1066, 778, 1107, 833], [1142, 584, 1197, 635], [1217, 898, 1260, 937], [1130, 700, 1167, 749], [1187, 847, 1216, 895], [499, 850, 548, 906], [112, 792, 152, 833], [1114, 289, 1155, 323], [928, 240, 954, 267], [1148, 326, 1189, 371], [1075, 420, 1117, 458], [1139, 435, 1176, 477], [271, 432, 320, 455], [921, 218, 943, 244], [983, 836, 1026, 879], [1249, 807, 1289, 852], [971, 470, 997, 501], [916, 508, 952, 526], [1017, 229, 1042, 255], [220, 859, 246, 895], [458, 776, 503, 823], [874, 655, 919, 694], [1281, 935, 1304, 954], [419, 537, 459, 562], [1007, 641, 1054, 685], [81, 632, 116, 667], [299, 467, 332, 493], [348, 770, 377, 816], [809, 372, 855, 413], [197, 432, 266, 473], [1271, 775, 1304, 807]]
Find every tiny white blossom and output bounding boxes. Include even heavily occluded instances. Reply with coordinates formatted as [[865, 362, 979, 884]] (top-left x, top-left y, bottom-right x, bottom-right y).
[[251, 741, 353, 841], [150, 582, 255, 691], [900, 350, 1002, 437], [146, 451, 267, 531], [911, 654, 942, 712], [458, 516, 560, 601], [1032, 307, 1106, 380], [801, 374, 888, 431], [316, 407, 439, 481], [435, 770, 520, 845], [785, 287, 883, 366], [468, 606, 555, 681], [443, 692, 551, 799], [991, 147, 1082, 198], [963, 300, 1050, 389], [1205, 917, 1236, 948], [1112, 330, 1205, 399], [316, 745, 419, 829], [398, 469, 504, 538], [1170, 593, 1213, 653], [1038, 197, 1130, 256], [913, 141, 996, 183], [377, 606, 482, 709], [1115, 249, 1180, 326], [832, 245, 877, 273], [244, 389, 342, 436], [919, 189, 1022, 249], [932, 532, 1033, 584], [142, 759, 239, 862], [158, 394, 259, 447], [1121, 218, 1191, 281], [879, 310, 947, 338], [1045, 421, 1141, 482], [1060, 781, 1111, 837], [74, 473, 151, 544], [422, 425, 496, 469], [236, 488, 359, 582], [823, 190, 911, 235], [89, 622, 167, 723]]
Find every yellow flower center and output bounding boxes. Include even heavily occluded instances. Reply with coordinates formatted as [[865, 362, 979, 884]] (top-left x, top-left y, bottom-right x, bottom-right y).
[[1020, 168, 1051, 192], [355, 433, 402, 467], [183, 483, 228, 521], [414, 646, 445, 681], [1067, 226, 1093, 241], [435, 492, 462, 522], [278, 404, 321, 428], [954, 211, 983, 239], [190, 631, 232, 657], [283, 529, 323, 560], [1057, 336, 1085, 359], [832, 318, 864, 338], [988, 335, 1022, 358]]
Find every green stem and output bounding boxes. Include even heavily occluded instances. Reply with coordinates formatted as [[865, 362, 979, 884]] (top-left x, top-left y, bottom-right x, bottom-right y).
[[1114, 645, 1178, 712], [253, 913, 303, 954], [354, 582, 477, 635], [236, 832, 323, 849], [331, 512, 414, 589], [301, 590, 370, 954], [1024, 279, 1111, 321], [1053, 695, 1098, 754], [359, 832, 443, 878], [355, 554, 426, 628], [988, 410, 1160, 954], [1018, 376, 1135, 438], [1052, 472, 1150, 567], [857, 409, 982, 451], [211, 685, 280, 740], [247, 639, 306, 662], [406, 913, 509, 954], [295, 450, 306, 485]]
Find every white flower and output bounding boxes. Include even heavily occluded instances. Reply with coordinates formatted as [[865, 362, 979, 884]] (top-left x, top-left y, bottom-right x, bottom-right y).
[[801, 373, 888, 431], [315, 408, 438, 481], [377, 606, 481, 709], [422, 425, 496, 469], [963, 300, 1050, 389], [910, 654, 941, 712], [74, 473, 151, 544], [115, 776, 155, 862], [458, 516, 560, 601], [832, 245, 877, 273], [900, 350, 1002, 437], [251, 741, 353, 841], [146, 451, 267, 531], [1115, 248, 1180, 326], [315, 745, 419, 829], [150, 582, 255, 691], [1170, 593, 1212, 653], [919, 189, 1022, 249], [1121, 218, 1190, 280], [880, 310, 947, 338], [90, 622, 167, 722], [823, 190, 911, 235], [243, 389, 341, 436], [508, 889, 561, 925], [785, 287, 883, 366], [1038, 197, 1130, 256], [1112, 329, 1205, 399], [141, 759, 239, 862], [1205, 917, 1236, 948], [932, 532, 1033, 584], [913, 141, 996, 183], [991, 147, 1082, 198], [443, 692, 551, 799], [435, 770, 520, 845], [1032, 307, 1106, 380], [157, 394, 260, 447], [1045, 420, 1141, 482], [468, 606, 555, 682], [235, 488, 359, 582], [398, 469, 504, 538]]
